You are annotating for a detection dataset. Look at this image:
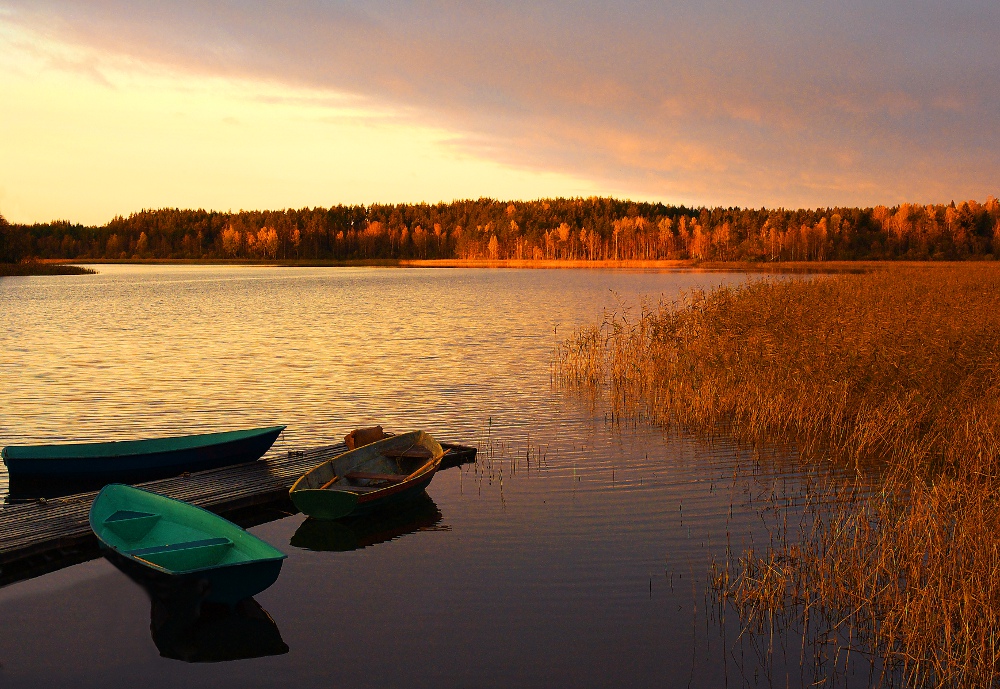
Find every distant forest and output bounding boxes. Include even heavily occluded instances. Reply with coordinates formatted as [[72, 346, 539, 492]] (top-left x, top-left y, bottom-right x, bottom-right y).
[[2, 197, 1000, 263]]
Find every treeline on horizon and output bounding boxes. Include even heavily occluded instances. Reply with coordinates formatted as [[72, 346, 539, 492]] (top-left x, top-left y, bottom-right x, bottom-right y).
[[2, 196, 1000, 264]]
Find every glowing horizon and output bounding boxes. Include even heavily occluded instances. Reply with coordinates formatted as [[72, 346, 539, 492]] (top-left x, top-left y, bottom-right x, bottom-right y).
[[1, 1, 997, 225], [1, 23, 620, 225]]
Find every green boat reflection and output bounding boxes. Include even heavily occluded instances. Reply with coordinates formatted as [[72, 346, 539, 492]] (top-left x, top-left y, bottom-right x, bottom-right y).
[[151, 595, 288, 663], [290, 493, 446, 552], [106, 553, 289, 662]]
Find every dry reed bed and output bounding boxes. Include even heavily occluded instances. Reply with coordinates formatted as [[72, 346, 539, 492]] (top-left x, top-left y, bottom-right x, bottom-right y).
[[556, 265, 1000, 687], [0, 262, 94, 276]]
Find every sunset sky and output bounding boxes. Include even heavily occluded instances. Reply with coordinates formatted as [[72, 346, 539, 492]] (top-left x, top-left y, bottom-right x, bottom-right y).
[[1, 0, 997, 225]]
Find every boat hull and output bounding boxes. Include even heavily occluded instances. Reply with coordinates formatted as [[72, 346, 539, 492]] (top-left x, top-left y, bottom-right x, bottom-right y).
[[103, 545, 285, 606], [292, 468, 437, 520], [4, 426, 285, 496]]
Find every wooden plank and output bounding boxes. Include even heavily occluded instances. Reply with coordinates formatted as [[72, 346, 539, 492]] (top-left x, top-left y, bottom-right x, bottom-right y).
[[0, 439, 476, 587]]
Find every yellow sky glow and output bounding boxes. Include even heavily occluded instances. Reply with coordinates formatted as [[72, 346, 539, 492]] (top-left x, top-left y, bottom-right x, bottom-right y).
[[0, 23, 611, 225]]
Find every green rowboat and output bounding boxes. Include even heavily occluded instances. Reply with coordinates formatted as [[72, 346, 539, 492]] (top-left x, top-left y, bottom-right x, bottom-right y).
[[289, 430, 445, 520], [90, 484, 286, 604]]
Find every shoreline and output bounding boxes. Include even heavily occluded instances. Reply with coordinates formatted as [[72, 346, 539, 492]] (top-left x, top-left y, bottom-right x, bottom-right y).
[[35, 257, 973, 273], [0, 263, 95, 277]]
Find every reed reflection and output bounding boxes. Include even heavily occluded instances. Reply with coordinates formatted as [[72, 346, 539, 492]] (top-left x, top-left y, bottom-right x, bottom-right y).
[[290, 493, 446, 552]]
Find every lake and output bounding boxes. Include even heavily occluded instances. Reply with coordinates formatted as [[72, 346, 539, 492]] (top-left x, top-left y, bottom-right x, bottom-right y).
[[0, 265, 872, 688]]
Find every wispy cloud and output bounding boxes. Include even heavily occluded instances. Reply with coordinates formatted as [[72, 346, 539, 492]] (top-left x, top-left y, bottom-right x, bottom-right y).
[[3, 0, 998, 207]]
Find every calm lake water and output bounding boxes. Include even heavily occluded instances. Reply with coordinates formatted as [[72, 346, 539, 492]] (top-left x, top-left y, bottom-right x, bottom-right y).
[[0, 266, 871, 688]]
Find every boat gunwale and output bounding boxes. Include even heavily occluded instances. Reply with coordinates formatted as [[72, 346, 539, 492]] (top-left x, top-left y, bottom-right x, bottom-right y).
[[2, 425, 286, 462], [115, 547, 286, 577]]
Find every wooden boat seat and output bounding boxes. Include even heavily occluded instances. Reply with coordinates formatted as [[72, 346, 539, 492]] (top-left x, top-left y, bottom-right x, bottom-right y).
[[345, 471, 410, 482], [325, 484, 385, 493], [106, 509, 156, 522], [103, 510, 162, 542], [130, 537, 232, 556], [382, 449, 433, 459]]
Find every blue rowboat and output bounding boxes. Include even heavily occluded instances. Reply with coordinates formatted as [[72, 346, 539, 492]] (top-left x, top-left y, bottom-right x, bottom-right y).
[[91, 484, 287, 605], [2, 426, 285, 492]]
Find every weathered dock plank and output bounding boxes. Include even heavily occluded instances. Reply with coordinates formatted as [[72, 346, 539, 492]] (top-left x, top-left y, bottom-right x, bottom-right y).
[[0, 440, 476, 587]]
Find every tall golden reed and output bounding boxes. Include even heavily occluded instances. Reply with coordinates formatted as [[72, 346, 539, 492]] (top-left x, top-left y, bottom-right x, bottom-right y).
[[557, 265, 1000, 686]]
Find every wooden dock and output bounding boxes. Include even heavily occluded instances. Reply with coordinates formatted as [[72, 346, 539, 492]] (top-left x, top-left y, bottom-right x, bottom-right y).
[[0, 440, 476, 588]]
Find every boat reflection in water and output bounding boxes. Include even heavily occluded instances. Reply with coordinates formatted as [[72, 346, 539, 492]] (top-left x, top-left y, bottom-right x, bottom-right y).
[[151, 594, 288, 663], [105, 552, 289, 662], [291, 493, 446, 552]]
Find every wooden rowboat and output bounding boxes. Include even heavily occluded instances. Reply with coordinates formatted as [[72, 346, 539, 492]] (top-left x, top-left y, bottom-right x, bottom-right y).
[[289, 430, 445, 520], [3, 425, 285, 495], [90, 484, 287, 605]]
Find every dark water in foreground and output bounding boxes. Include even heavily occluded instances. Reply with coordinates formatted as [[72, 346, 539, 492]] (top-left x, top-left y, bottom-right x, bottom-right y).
[[0, 266, 871, 688]]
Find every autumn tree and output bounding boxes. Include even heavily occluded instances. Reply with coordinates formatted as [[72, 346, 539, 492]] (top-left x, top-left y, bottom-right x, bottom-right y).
[[134, 232, 149, 258], [4, 197, 999, 263], [0, 212, 24, 263]]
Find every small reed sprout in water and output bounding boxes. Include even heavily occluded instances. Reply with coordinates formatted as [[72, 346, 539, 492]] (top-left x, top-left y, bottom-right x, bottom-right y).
[[557, 264, 1000, 687]]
